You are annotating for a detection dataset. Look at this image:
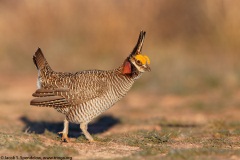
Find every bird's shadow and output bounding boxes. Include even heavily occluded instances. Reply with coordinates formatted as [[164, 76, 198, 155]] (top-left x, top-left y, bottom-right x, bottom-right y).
[[20, 115, 120, 138]]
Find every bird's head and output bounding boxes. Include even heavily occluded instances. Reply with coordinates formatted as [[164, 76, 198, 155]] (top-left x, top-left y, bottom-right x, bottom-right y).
[[122, 31, 151, 74]]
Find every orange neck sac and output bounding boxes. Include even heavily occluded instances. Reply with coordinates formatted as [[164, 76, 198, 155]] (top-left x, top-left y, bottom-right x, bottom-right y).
[[122, 60, 132, 74]]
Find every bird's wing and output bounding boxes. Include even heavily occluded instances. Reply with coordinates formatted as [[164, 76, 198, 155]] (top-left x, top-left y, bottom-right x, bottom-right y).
[[30, 72, 108, 108], [30, 88, 72, 108]]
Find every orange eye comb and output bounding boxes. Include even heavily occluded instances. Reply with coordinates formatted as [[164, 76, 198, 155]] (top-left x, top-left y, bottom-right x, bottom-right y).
[[135, 54, 150, 65]]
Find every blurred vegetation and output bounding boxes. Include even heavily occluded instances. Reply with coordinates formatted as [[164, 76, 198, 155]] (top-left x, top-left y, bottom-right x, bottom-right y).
[[1, 0, 240, 95]]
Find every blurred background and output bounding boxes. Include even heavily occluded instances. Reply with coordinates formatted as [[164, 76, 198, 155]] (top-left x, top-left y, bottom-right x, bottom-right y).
[[1, 0, 240, 95], [0, 0, 240, 122]]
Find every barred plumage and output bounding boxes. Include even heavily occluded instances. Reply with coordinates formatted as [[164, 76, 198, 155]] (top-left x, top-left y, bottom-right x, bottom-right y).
[[30, 31, 151, 142]]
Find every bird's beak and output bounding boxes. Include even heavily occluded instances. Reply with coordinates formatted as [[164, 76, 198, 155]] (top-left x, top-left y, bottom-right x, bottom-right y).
[[130, 31, 146, 56], [145, 64, 151, 72]]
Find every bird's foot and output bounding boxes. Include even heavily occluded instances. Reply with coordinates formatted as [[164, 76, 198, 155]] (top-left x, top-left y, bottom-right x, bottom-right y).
[[88, 138, 95, 143], [58, 131, 70, 143], [86, 135, 95, 143]]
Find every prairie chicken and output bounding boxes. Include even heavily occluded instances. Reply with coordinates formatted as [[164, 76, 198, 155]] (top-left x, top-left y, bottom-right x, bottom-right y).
[[30, 31, 150, 142]]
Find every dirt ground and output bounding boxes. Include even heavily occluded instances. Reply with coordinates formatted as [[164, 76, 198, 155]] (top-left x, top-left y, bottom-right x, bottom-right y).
[[0, 75, 239, 160]]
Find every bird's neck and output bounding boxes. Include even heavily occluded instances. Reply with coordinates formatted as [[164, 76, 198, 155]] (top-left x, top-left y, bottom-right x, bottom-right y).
[[116, 64, 143, 80]]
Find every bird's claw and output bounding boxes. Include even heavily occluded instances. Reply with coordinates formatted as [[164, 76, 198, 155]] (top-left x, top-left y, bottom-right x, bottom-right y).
[[58, 131, 70, 143]]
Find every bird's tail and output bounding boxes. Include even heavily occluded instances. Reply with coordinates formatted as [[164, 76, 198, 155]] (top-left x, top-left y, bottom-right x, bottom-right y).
[[33, 48, 52, 71]]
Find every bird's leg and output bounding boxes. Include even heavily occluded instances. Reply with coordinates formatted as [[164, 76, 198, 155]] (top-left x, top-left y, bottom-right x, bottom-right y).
[[80, 122, 94, 142], [58, 118, 70, 142]]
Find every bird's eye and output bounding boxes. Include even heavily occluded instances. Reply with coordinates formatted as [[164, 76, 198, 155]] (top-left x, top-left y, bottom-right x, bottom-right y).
[[136, 60, 142, 66]]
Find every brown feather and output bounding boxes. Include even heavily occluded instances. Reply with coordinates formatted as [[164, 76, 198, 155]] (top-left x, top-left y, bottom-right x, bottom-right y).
[[30, 96, 70, 108], [33, 48, 52, 70]]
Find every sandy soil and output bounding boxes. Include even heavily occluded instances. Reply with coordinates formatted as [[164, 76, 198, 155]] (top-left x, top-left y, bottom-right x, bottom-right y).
[[0, 75, 240, 159]]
